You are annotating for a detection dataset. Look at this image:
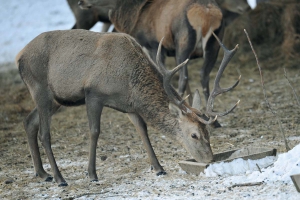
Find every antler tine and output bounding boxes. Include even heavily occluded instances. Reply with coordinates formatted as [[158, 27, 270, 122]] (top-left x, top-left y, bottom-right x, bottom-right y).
[[155, 37, 190, 107], [163, 59, 189, 106], [195, 114, 218, 125], [211, 32, 239, 92], [207, 100, 240, 117], [206, 32, 240, 117], [165, 59, 189, 83], [156, 37, 166, 74]]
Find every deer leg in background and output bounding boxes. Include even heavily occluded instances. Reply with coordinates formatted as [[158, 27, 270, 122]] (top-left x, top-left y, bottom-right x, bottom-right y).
[[175, 33, 195, 104], [200, 25, 224, 102], [200, 26, 224, 128], [73, 9, 97, 30], [85, 95, 103, 182], [127, 113, 166, 176], [147, 46, 166, 66], [24, 107, 54, 182]]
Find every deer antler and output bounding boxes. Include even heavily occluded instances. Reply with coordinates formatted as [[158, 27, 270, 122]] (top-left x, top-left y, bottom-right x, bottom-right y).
[[156, 38, 216, 125], [156, 34, 240, 125], [206, 32, 240, 117], [156, 37, 189, 107]]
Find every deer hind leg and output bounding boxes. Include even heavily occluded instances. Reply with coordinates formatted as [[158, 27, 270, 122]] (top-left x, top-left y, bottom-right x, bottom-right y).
[[31, 88, 66, 186], [75, 10, 97, 30], [127, 113, 166, 176], [24, 107, 53, 182], [175, 34, 195, 104], [85, 96, 103, 182]]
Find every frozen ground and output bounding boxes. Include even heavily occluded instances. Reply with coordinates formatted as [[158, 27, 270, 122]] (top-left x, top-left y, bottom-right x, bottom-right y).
[[2, 0, 300, 200]]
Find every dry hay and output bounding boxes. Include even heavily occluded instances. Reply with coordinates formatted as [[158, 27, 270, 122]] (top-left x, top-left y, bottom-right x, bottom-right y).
[[223, 1, 300, 68]]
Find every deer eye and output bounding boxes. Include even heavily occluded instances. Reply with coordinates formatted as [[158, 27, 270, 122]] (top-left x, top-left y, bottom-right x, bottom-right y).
[[191, 133, 198, 139]]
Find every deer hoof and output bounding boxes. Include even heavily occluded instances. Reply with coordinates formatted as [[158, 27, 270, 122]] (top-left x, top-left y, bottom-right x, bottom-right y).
[[90, 179, 98, 182], [44, 176, 53, 182], [156, 171, 167, 176], [58, 182, 68, 187]]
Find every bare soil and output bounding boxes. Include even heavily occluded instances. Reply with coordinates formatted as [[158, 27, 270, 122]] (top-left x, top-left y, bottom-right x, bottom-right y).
[[0, 54, 299, 199]]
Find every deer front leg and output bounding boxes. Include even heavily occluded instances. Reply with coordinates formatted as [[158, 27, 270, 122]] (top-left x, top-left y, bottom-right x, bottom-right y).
[[24, 107, 53, 182], [178, 64, 189, 97], [175, 34, 194, 102], [86, 97, 103, 182], [127, 113, 166, 176]]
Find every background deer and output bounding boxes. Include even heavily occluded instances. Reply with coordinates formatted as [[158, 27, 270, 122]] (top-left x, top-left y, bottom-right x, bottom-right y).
[[67, 0, 111, 32], [68, 0, 250, 33], [78, 0, 248, 108], [16, 30, 239, 186], [78, 0, 222, 111]]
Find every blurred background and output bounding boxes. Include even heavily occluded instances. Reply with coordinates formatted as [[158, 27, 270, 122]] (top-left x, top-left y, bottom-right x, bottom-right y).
[[0, 0, 257, 69], [1, 1, 300, 199]]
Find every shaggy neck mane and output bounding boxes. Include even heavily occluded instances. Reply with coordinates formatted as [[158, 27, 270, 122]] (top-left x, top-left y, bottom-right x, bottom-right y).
[[111, 0, 152, 34]]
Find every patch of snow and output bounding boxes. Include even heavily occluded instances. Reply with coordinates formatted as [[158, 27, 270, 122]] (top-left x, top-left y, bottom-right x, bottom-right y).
[[0, 0, 103, 65], [242, 144, 300, 184], [247, 0, 257, 9], [288, 136, 300, 141], [220, 143, 300, 187], [204, 156, 277, 177]]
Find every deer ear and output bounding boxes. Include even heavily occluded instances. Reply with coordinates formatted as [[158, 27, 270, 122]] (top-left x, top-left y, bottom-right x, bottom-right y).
[[169, 103, 183, 117], [192, 89, 201, 110]]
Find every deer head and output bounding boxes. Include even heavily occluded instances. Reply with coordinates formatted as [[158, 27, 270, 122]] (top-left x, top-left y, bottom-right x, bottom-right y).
[[158, 33, 240, 162]]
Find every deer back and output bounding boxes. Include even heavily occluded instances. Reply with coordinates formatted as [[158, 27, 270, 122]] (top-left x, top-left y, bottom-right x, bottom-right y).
[[16, 30, 167, 112]]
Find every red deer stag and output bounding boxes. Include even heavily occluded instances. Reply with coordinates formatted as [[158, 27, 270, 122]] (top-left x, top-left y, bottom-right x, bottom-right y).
[[16, 30, 239, 186]]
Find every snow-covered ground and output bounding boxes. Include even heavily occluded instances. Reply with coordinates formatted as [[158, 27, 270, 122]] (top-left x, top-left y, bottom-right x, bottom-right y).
[[3, 0, 300, 199], [205, 144, 300, 184], [43, 144, 300, 199]]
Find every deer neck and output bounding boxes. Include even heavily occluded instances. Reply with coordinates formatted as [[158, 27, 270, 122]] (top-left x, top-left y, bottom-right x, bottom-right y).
[[138, 100, 180, 137]]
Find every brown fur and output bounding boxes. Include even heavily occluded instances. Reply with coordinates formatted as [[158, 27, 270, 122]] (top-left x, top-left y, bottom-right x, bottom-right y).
[[75, 0, 249, 33], [110, 0, 149, 34], [187, 3, 223, 37], [16, 30, 214, 186]]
